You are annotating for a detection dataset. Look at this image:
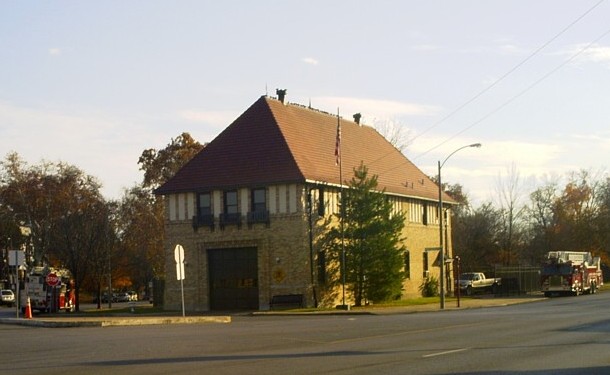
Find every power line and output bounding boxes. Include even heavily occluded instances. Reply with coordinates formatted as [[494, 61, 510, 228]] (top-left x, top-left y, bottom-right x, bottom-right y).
[[364, 1, 607, 180], [415, 24, 610, 160], [410, 0, 606, 145], [374, 23, 610, 179]]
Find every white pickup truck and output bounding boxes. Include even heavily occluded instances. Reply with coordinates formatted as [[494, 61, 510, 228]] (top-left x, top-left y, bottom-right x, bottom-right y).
[[458, 272, 501, 296]]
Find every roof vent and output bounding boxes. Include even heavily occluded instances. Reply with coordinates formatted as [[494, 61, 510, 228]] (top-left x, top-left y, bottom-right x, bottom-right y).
[[276, 89, 287, 104], [353, 113, 361, 125]]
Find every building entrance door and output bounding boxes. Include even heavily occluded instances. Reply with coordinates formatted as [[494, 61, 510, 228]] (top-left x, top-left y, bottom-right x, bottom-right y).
[[208, 247, 259, 310]]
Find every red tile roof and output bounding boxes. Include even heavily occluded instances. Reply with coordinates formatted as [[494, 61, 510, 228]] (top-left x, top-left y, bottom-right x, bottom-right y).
[[156, 96, 450, 203]]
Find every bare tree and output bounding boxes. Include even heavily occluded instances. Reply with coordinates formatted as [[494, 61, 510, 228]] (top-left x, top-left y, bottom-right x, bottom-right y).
[[495, 163, 527, 265], [525, 178, 559, 263], [370, 118, 412, 152]]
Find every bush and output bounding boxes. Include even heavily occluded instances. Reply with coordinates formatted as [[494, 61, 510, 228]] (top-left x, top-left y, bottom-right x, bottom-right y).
[[419, 276, 439, 297]]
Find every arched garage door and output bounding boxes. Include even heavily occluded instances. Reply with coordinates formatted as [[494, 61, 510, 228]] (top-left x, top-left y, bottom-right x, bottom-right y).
[[208, 247, 259, 310]]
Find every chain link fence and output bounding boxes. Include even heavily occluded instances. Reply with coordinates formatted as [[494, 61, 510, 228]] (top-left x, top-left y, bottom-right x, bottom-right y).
[[484, 266, 541, 296]]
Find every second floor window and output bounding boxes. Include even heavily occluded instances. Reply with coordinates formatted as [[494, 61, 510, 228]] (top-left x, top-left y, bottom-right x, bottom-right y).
[[198, 192, 211, 216], [252, 188, 266, 212], [224, 191, 238, 214]]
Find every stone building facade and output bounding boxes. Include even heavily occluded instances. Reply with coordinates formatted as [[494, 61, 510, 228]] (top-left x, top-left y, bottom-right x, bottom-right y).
[[156, 93, 455, 311]]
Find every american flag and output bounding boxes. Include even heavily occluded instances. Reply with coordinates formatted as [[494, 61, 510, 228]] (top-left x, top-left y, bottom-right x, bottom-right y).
[[335, 112, 341, 166]]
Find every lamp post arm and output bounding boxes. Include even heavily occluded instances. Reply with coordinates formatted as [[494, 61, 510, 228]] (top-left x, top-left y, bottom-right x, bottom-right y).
[[439, 143, 482, 170]]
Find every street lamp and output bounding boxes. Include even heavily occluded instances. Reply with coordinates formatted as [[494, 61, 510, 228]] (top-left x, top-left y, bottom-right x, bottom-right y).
[[438, 143, 481, 309]]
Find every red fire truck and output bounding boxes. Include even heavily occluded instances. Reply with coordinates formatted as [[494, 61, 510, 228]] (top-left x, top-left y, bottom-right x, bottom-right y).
[[541, 251, 603, 297], [20, 266, 75, 313]]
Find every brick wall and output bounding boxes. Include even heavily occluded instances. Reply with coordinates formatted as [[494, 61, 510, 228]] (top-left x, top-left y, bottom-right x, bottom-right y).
[[162, 184, 451, 310]]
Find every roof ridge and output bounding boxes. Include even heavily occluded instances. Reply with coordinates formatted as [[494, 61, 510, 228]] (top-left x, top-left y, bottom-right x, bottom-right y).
[[157, 94, 452, 204], [264, 95, 352, 123]]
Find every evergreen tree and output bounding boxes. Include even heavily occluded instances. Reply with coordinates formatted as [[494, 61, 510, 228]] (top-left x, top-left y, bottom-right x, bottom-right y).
[[324, 163, 406, 306]]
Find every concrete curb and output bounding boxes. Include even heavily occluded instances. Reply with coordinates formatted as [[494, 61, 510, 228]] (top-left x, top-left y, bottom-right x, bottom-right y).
[[0, 315, 231, 328]]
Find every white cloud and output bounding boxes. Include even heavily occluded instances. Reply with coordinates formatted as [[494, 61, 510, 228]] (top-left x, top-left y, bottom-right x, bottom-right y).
[[412, 136, 562, 168], [558, 43, 610, 67], [481, 140, 560, 170], [314, 96, 440, 119], [568, 131, 610, 144], [48, 48, 61, 56], [302, 57, 319, 65], [577, 44, 610, 64], [492, 37, 527, 55], [407, 136, 565, 204], [498, 43, 522, 55]]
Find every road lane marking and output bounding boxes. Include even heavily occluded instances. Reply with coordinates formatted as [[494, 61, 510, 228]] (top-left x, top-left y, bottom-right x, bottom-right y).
[[422, 348, 469, 358]]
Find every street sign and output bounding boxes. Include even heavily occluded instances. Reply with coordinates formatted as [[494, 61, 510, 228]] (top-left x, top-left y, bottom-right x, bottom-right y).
[[8, 250, 25, 267], [174, 244, 185, 281], [46, 273, 60, 287], [174, 244, 186, 317]]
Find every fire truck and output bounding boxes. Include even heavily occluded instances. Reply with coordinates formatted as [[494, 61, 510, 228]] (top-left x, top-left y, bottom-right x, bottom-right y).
[[20, 266, 75, 313], [541, 251, 603, 297]]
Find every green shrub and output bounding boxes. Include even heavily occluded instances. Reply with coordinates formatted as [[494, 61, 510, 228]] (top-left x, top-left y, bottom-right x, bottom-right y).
[[419, 276, 439, 297]]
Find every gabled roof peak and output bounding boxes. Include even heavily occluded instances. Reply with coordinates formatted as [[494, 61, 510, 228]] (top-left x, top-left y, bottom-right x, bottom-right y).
[[264, 95, 363, 127], [157, 94, 449, 203]]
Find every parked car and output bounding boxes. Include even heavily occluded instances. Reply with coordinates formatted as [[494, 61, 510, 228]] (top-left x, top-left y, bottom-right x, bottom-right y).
[[127, 291, 138, 301], [115, 292, 131, 303], [1, 289, 15, 307], [458, 272, 501, 296]]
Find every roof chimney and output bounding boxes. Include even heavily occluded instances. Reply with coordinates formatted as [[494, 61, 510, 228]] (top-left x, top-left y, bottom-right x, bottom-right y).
[[276, 89, 287, 104], [353, 113, 361, 125]]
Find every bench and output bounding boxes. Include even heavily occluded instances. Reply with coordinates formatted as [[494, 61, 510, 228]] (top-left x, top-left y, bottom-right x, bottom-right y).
[[270, 294, 304, 310]]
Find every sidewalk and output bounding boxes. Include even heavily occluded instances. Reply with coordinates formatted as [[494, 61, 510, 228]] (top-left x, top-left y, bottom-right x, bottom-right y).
[[0, 294, 544, 327], [257, 293, 546, 316]]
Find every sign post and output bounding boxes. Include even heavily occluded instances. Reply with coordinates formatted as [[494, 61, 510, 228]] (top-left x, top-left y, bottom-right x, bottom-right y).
[[174, 244, 186, 317], [9, 250, 25, 318], [46, 272, 60, 313]]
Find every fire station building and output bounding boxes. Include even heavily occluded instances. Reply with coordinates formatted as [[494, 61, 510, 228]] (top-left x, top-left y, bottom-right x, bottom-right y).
[[155, 92, 454, 311]]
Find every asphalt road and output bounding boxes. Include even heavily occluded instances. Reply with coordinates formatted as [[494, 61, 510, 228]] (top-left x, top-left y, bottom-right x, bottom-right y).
[[1, 293, 610, 374]]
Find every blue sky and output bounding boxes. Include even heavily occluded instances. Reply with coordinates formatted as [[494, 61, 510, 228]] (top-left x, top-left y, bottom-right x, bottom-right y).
[[1, 1, 609, 204]]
